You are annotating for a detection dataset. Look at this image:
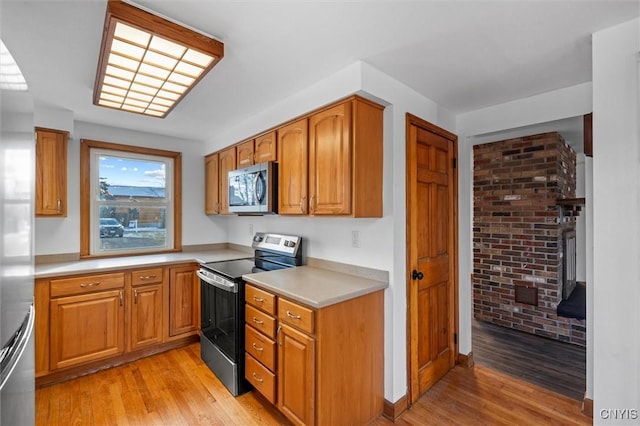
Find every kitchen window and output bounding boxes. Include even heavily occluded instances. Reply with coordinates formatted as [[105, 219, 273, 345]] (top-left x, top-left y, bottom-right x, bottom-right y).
[[80, 139, 182, 258]]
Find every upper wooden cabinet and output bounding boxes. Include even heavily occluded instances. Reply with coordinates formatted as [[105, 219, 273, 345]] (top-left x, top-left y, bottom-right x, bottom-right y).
[[218, 146, 237, 215], [205, 95, 383, 218], [308, 97, 383, 217], [255, 131, 277, 164], [236, 139, 255, 168], [278, 119, 308, 215], [309, 102, 352, 215], [204, 152, 220, 214], [237, 131, 277, 168], [35, 127, 68, 216]]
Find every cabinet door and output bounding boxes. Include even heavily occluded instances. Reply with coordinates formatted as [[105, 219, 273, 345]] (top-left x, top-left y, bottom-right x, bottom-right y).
[[278, 323, 315, 426], [236, 140, 255, 168], [308, 102, 351, 215], [218, 147, 236, 214], [130, 283, 163, 350], [205, 153, 220, 214], [35, 128, 68, 216], [255, 131, 277, 163], [277, 119, 308, 215], [50, 289, 125, 370], [168, 265, 199, 338]]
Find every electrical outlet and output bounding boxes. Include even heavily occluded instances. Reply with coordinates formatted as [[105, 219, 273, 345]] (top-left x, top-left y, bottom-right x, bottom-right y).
[[351, 230, 360, 248], [249, 223, 254, 235]]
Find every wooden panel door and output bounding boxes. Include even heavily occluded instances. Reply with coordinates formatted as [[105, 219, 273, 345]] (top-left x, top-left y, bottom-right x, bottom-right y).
[[130, 283, 163, 350], [278, 119, 308, 215], [236, 140, 255, 168], [204, 152, 220, 214], [255, 131, 277, 163], [407, 114, 457, 403], [309, 102, 351, 215], [168, 265, 199, 337], [278, 323, 315, 426], [35, 127, 68, 216], [50, 289, 125, 370], [218, 146, 236, 214]]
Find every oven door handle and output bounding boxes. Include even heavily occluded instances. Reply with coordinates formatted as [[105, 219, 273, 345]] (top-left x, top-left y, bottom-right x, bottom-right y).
[[197, 270, 238, 293]]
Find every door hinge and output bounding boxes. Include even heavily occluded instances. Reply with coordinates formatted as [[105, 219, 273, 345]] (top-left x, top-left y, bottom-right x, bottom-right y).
[[452, 158, 457, 169], [454, 333, 457, 345]]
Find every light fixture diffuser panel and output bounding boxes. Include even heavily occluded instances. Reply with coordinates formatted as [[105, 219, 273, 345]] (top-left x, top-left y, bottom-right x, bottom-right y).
[[93, 0, 223, 118]]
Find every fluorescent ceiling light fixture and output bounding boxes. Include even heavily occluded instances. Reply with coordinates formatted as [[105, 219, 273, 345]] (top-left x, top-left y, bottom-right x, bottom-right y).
[[0, 39, 28, 91], [93, 0, 224, 118]]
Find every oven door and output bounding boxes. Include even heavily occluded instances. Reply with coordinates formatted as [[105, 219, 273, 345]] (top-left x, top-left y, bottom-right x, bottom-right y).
[[199, 272, 241, 362]]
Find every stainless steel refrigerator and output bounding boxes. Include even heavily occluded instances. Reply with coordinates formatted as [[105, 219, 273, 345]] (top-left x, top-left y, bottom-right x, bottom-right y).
[[0, 110, 36, 425]]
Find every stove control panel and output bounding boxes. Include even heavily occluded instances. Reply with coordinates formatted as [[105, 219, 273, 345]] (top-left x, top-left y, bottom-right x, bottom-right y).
[[252, 232, 301, 257]]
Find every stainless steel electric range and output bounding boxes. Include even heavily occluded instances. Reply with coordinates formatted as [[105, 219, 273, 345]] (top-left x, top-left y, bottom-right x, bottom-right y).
[[197, 232, 302, 396]]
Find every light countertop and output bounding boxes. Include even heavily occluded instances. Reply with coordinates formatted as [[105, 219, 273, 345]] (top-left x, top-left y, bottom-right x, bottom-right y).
[[243, 266, 388, 309], [35, 249, 250, 279]]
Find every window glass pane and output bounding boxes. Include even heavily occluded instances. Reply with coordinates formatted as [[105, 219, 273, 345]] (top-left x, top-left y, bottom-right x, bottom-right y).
[[98, 206, 167, 251], [98, 155, 167, 201]]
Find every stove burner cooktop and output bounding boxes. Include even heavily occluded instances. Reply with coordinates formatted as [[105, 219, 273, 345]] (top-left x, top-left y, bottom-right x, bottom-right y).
[[201, 258, 256, 281]]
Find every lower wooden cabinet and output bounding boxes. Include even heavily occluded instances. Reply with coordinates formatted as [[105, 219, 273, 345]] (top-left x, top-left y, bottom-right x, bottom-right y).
[[244, 282, 384, 426], [278, 323, 315, 426], [50, 288, 125, 370], [130, 283, 163, 350], [168, 264, 199, 338], [35, 263, 200, 384]]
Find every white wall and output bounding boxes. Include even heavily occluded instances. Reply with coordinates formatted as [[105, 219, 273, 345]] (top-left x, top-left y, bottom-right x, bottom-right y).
[[207, 61, 455, 403], [456, 84, 593, 373], [34, 117, 227, 255], [592, 18, 640, 424]]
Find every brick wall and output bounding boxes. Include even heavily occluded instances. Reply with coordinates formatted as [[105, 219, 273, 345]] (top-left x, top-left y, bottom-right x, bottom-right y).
[[473, 132, 585, 346]]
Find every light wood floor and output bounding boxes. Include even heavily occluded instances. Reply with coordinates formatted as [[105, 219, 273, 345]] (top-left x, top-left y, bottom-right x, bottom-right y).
[[36, 343, 591, 425]]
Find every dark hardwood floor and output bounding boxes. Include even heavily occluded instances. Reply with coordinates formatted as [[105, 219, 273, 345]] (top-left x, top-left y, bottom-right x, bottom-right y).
[[36, 342, 591, 425], [472, 319, 587, 401]]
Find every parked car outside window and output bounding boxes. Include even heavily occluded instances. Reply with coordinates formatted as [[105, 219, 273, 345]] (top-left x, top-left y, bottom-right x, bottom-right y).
[[99, 218, 124, 238]]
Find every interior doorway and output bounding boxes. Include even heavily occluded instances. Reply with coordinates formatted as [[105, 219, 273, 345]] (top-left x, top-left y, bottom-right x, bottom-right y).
[[405, 113, 458, 404], [469, 117, 588, 403]]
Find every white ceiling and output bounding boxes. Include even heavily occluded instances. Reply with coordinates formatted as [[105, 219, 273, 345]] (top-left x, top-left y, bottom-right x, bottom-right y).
[[1, 0, 638, 143]]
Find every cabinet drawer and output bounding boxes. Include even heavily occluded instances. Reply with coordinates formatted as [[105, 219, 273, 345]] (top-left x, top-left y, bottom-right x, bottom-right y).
[[245, 325, 276, 371], [245, 353, 276, 404], [50, 272, 125, 297], [245, 304, 276, 338], [245, 284, 276, 314], [131, 268, 163, 286], [278, 298, 314, 334]]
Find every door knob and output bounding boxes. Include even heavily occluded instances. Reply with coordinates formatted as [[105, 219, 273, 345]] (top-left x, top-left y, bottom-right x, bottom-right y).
[[412, 269, 424, 280]]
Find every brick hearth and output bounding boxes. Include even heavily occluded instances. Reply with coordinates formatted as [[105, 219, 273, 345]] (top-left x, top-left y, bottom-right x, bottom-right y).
[[472, 132, 586, 346]]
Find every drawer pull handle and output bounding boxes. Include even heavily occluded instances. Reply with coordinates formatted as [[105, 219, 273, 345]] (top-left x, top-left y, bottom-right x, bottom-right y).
[[252, 317, 264, 325], [79, 281, 101, 288], [139, 275, 157, 280], [253, 296, 265, 303], [252, 372, 264, 383], [286, 310, 301, 320], [252, 343, 264, 352]]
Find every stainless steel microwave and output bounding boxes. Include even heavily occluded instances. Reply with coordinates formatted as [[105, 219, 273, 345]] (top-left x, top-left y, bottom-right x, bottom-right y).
[[228, 161, 278, 215]]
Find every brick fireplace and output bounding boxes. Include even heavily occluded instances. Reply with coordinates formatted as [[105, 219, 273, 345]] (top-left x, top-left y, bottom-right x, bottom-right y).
[[472, 132, 586, 346]]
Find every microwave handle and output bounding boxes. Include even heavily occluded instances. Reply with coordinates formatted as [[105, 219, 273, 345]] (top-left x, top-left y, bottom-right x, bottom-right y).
[[253, 172, 266, 204]]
